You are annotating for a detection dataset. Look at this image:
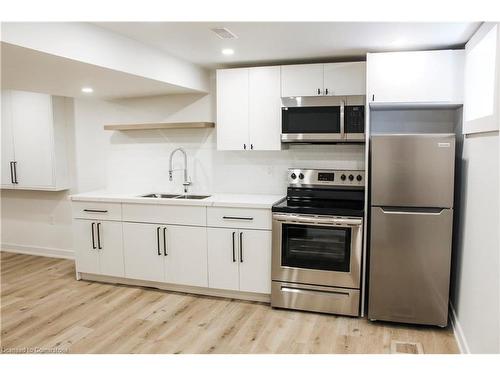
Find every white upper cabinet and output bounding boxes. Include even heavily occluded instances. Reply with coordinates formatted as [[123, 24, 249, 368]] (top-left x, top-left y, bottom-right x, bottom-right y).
[[248, 66, 282, 150], [323, 62, 366, 96], [216, 68, 249, 151], [281, 62, 366, 97], [463, 23, 500, 134], [1, 90, 70, 190], [281, 63, 324, 97], [217, 66, 281, 151], [367, 50, 464, 105]]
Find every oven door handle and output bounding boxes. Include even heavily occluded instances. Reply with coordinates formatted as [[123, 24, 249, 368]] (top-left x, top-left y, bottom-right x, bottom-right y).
[[273, 214, 362, 227]]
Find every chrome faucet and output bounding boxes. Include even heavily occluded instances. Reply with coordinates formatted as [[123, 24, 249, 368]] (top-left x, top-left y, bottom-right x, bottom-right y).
[[168, 147, 191, 193]]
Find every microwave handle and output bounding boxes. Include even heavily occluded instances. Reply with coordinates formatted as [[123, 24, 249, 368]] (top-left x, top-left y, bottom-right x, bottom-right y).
[[340, 100, 345, 139]]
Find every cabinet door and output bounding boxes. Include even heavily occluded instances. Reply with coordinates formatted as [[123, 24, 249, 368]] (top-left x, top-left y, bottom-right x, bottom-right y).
[[281, 63, 324, 97], [207, 228, 239, 291], [11, 91, 55, 188], [1, 91, 16, 188], [324, 62, 366, 96], [238, 230, 272, 294], [463, 23, 499, 134], [73, 219, 100, 274], [367, 50, 464, 103], [248, 66, 282, 150], [123, 222, 164, 282], [96, 221, 124, 278], [216, 68, 249, 150], [164, 225, 208, 287]]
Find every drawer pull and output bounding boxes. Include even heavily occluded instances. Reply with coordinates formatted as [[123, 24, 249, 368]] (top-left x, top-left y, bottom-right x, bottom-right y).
[[222, 216, 253, 221], [281, 286, 350, 298], [83, 209, 109, 213]]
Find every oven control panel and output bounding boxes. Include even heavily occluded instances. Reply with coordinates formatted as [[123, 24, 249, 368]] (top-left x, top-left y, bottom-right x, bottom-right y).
[[288, 169, 365, 187]]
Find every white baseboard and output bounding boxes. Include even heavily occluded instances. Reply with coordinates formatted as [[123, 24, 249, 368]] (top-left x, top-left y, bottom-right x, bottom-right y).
[[449, 303, 470, 354], [1, 243, 74, 260]]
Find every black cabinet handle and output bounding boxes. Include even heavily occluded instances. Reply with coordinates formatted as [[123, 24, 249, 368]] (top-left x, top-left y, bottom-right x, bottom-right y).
[[239, 232, 243, 263], [91, 222, 96, 250], [12, 161, 18, 184], [9, 162, 14, 184], [250, 144, 254, 150], [372, 94, 375, 101], [83, 209, 108, 213], [232, 231, 236, 262], [163, 227, 167, 256], [325, 88, 329, 95], [243, 144, 246, 150], [317, 88, 321, 95], [96, 223, 102, 249], [222, 216, 254, 221], [156, 226, 161, 255]]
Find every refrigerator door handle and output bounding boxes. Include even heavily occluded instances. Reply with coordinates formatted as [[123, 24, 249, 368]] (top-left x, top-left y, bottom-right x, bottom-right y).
[[379, 207, 445, 215]]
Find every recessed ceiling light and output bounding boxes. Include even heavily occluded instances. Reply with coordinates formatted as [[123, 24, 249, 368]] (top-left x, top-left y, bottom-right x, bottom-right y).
[[81, 87, 93, 93], [222, 48, 234, 56]]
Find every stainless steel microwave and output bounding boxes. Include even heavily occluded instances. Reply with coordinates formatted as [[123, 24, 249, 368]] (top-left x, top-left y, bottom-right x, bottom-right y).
[[281, 96, 365, 143]]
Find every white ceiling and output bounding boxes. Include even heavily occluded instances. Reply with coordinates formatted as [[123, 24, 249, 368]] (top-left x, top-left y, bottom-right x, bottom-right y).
[[1, 42, 199, 99], [95, 22, 481, 68]]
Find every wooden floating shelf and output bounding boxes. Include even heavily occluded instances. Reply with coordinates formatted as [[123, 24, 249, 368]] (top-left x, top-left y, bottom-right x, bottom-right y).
[[104, 122, 215, 131]]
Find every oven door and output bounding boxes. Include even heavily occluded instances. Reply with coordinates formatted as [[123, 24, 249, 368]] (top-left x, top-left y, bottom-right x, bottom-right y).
[[281, 106, 342, 142], [272, 214, 362, 289]]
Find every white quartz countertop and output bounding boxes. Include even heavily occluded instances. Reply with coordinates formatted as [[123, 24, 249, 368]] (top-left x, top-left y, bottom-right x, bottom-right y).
[[69, 190, 285, 209]]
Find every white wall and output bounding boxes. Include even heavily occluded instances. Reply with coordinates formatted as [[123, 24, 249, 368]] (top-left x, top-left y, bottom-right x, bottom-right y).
[[451, 132, 500, 354], [1, 82, 365, 257]]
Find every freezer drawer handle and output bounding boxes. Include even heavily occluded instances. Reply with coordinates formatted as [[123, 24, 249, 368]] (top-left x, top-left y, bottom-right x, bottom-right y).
[[380, 207, 444, 215], [281, 286, 350, 298]]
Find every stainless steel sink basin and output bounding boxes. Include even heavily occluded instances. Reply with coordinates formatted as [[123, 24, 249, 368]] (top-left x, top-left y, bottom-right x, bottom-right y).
[[140, 193, 210, 200], [140, 193, 181, 199], [174, 195, 211, 200]]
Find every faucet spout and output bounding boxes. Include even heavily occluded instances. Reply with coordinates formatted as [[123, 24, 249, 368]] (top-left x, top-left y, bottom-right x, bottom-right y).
[[168, 147, 191, 193]]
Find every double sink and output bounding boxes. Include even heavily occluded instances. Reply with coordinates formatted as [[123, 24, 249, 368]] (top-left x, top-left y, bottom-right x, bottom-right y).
[[140, 193, 210, 200]]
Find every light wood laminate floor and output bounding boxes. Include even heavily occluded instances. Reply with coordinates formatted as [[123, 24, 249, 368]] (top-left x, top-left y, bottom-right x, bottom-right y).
[[0, 252, 459, 354]]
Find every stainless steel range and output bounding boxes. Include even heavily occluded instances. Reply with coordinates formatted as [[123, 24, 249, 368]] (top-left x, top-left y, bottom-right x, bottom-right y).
[[271, 168, 364, 316]]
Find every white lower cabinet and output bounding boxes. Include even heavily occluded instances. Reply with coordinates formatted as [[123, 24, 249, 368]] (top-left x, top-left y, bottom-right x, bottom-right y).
[[74, 219, 124, 277], [122, 222, 208, 287], [207, 227, 271, 294]]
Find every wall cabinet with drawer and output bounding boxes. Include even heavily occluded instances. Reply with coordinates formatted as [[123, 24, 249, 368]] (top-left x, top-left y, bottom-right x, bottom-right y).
[[280, 62, 366, 97], [216, 66, 281, 151], [1, 90, 70, 191]]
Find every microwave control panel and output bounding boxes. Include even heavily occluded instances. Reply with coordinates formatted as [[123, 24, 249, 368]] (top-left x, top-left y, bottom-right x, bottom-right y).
[[344, 106, 365, 133]]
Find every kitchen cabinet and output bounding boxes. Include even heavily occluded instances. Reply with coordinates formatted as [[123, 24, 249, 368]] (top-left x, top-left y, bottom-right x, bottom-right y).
[[216, 66, 281, 151], [281, 63, 324, 97], [281, 62, 366, 97], [463, 23, 500, 134], [207, 227, 271, 294], [74, 219, 124, 277], [1, 90, 70, 190], [366, 50, 464, 105], [122, 222, 208, 287]]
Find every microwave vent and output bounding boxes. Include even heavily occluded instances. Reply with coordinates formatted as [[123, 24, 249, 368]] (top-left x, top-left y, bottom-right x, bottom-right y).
[[211, 27, 238, 39]]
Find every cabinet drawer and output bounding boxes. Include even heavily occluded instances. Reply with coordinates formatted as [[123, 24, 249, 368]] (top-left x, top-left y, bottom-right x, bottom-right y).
[[72, 202, 122, 220], [122, 204, 206, 226], [207, 207, 271, 230]]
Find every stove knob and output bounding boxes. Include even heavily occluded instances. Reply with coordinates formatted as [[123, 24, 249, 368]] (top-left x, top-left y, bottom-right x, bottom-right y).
[[356, 175, 362, 181], [348, 174, 354, 181], [341, 174, 346, 181], [299, 173, 304, 180], [291, 173, 297, 179]]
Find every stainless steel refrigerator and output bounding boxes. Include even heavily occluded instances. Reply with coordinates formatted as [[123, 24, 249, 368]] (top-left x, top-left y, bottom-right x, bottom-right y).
[[368, 134, 455, 327]]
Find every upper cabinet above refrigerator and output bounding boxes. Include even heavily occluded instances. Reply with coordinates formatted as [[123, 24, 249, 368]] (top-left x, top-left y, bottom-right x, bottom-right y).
[[281, 62, 366, 97], [463, 22, 500, 135], [367, 50, 464, 107]]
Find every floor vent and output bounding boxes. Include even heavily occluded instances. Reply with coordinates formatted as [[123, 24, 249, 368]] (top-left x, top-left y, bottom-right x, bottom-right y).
[[390, 340, 424, 354]]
